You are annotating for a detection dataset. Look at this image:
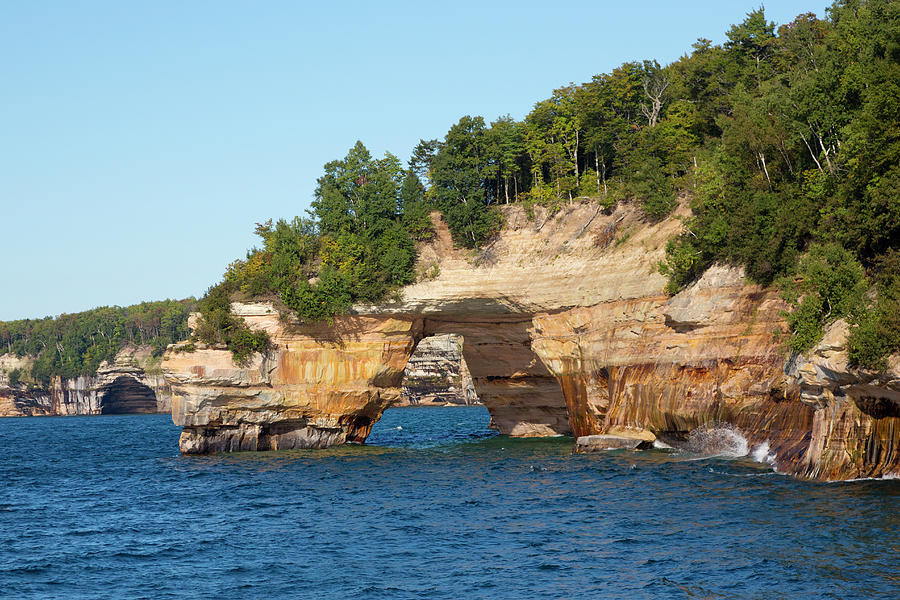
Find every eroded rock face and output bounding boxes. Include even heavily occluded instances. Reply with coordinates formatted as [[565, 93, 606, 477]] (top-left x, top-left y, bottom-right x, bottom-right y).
[[164, 312, 420, 453], [162, 204, 900, 480], [0, 346, 172, 417], [531, 264, 900, 480], [783, 321, 900, 479], [531, 265, 815, 472]]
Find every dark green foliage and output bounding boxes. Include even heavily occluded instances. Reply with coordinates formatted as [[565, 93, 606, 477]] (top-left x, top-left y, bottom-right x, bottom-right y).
[[429, 116, 502, 247], [655, 2, 900, 363], [780, 243, 867, 353], [848, 250, 900, 369], [437, 197, 502, 248], [628, 156, 676, 220], [280, 267, 352, 323], [0, 299, 195, 385], [228, 327, 273, 365], [199, 141, 424, 351], [409, 139, 439, 182], [725, 7, 777, 87], [399, 170, 434, 241], [8, 369, 21, 386]]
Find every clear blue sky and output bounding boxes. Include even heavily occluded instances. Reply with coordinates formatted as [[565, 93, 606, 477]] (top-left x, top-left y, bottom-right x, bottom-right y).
[[1, 1, 826, 320]]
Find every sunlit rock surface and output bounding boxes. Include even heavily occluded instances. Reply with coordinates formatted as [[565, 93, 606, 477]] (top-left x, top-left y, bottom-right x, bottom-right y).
[[163, 203, 900, 480], [0, 346, 171, 417], [164, 313, 418, 453], [784, 320, 900, 479]]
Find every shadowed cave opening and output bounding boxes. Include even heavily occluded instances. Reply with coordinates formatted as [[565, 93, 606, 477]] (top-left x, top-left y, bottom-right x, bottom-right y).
[[99, 376, 158, 414]]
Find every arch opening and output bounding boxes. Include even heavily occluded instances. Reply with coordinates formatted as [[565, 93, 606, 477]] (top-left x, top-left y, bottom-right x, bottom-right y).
[[369, 404, 496, 448], [399, 333, 479, 407], [99, 376, 158, 414], [410, 317, 573, 438]]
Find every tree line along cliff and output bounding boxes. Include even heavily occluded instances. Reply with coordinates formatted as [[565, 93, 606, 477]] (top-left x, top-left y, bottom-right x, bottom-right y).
[[2, 2, 897, 379], [0, 300, 194, 388], [198, 1, 899, 371]]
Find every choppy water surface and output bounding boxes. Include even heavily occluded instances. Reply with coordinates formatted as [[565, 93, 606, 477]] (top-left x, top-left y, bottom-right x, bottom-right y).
[[2, 407, 898, 599]]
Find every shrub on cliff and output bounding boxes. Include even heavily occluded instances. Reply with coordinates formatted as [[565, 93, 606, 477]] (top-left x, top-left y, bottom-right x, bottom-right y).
[[194, 282, 271, 364], [847, 250, 900, 370], [780, 244, 867, 354]]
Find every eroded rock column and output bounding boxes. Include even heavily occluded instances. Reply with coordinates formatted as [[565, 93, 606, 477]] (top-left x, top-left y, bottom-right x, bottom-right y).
[[163, 308, 421, 454]]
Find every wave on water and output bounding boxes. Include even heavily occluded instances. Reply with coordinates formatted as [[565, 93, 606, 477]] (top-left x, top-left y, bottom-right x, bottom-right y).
[[827, 472, 900, 483], [666, 425, 782, 472]]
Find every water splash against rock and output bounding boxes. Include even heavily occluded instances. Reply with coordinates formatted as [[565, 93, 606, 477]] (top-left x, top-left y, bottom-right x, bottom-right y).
[[681, 424, 749, 458], [750, 441, 777, 466]]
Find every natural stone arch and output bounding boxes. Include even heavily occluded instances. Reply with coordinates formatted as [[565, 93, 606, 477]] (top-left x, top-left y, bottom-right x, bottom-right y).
[[399, 333, 478, 407], [160, 203, 900, 480], [420, 317, 571, 437], [98, 376, 158, 414], [164, 310, 574, 454]]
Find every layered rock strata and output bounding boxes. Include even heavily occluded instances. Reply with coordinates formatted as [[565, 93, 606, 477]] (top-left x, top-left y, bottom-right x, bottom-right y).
[[164, 310, 419, 453], [163, 203, 900, 480], [783, 321, 900, 479], [0, 346, 172, 417], [398, 334, 479, 406]]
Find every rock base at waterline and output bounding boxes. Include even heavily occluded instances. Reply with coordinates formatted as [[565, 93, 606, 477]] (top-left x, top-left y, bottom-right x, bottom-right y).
[[179, 423, 349, 454], [574, 434, 652, 452]]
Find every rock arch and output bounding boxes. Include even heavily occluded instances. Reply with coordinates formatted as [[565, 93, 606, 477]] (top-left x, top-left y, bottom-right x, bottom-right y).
[[161, 205, 900, 480], [420, 316, 570, 436]]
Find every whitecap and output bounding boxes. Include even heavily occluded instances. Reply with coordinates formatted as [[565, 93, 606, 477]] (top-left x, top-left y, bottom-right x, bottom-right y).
[[827, 473, 900, 483], [750, 441, 777, 466]]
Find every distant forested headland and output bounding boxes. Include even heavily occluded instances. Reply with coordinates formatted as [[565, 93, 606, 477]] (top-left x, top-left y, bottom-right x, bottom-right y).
[[0, 300, 195, 386], [4, 1, 898, 379]]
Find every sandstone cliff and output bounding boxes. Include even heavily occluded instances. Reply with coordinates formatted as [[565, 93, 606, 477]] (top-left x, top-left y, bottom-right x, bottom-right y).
[[0, 346, 172, 417], [162, 203, 900, 480]]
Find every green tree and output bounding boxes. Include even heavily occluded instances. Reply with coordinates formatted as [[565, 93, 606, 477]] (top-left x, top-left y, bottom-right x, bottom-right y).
[[399, 170, 434, 241], [725, 7, 777, 87], [430, 116, 501, 246]]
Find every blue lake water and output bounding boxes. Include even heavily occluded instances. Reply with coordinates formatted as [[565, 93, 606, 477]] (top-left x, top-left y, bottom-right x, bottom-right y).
[[1, 407, 898, 599]]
